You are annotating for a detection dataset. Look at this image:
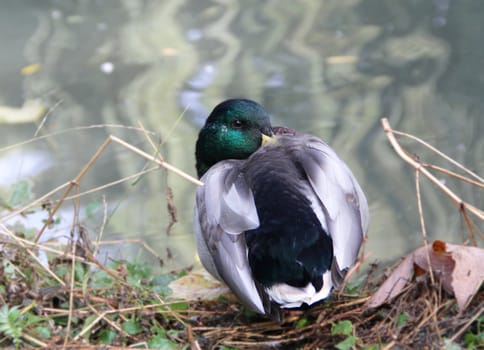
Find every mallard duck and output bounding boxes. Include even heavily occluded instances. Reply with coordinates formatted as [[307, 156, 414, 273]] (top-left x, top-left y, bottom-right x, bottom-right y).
[[194, 99, 369, 321]]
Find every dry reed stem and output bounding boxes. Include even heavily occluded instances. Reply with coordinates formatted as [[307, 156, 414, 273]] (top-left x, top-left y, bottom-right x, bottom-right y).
[[381, 118, 483, 234], [389, 127, 484, 184], [92, 195, 108, 257], [137, 120, 164, 160], [0, 124, 156, 153], [2, 133, 202, 243], [85, 303, 128, 340], [62, 166, 160, 201], [423, 163, 484, 188], [33, 99, 63, 138], [20, 332, 47, 347], [415, 169, 436, 284], [96, 238, 164, 262], [109, 135, 203, 186], [64, 185, 82, 347], [0, 122, 202, 229], [381, 118, 483, 219], [159, 106, 189, 148], [63, 241, 77, 347]]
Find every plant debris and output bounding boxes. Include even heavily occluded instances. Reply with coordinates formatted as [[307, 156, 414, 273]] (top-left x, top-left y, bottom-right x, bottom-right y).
[[0, 228, 483, 349], [367, 240, 484, 312]]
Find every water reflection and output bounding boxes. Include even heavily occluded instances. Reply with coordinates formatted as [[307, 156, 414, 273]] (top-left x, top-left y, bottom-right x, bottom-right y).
[[0, 0, 482, 272]]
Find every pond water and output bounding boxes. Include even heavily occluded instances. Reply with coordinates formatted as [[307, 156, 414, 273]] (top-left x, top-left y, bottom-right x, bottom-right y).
[[0, 0, 482, 272]]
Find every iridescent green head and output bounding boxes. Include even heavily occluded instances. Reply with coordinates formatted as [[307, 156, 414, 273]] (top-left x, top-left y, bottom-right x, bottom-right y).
[[195, 99, 273, 178]]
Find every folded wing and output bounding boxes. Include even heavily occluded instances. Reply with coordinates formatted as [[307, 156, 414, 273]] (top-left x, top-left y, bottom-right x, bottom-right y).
[[194, 160, 264, 314], [283, 135, 369, 282]]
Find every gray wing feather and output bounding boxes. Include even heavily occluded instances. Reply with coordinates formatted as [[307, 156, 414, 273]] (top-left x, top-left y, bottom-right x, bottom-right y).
[[194, 160, 264, 314], [285, 135, 369, 272]]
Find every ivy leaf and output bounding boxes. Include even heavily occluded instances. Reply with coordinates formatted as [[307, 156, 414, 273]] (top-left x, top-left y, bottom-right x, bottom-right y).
[[122, 320, 142, 335], [335, 335, 357, 350], [98, 329, 117, 344], [331, 320, 353, 336], [148, 334, 178, 349]]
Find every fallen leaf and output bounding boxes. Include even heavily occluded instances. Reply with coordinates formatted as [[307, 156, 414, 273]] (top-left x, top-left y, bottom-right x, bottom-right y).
[[168, 270, 232, 301], [366, 240, 484, 311]]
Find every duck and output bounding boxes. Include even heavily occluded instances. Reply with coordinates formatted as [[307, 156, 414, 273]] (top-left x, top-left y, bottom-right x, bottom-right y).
[[193, 99, 369, 321]]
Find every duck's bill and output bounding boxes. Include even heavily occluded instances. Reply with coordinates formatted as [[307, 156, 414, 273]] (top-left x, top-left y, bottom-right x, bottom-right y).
[[261, 133, 277, 145]]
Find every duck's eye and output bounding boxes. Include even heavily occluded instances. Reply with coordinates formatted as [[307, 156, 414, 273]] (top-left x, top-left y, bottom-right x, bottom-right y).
[[231, 119, 244, 128]]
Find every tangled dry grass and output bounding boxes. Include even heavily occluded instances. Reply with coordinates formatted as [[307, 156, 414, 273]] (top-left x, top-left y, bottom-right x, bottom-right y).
[[0, 232, 482, 349]]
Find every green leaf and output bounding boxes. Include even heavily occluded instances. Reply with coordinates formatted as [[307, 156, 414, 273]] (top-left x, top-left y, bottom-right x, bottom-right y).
[[126, 261, 153, 286], [25, 312, 43, 327], [168, 302, 189, 311], [9, 180, 32, 206], [85, 199, 100, 219], [331, 320, 353, 336], [152, 273, 176, 287], [35, 326, 51, 339], [463, 316, 484, 349], [0, 305, 23, 344], [396, 312, 409, 328], [122, 319, 142, 335], [343, 279, 363, 295], [3, 260, 17, 278], [91, 269, 114, 288], [55, 264, 68, 279], [152, 285, 173, 297], [148, 334, 178, 349], [98, 329, 117, 344], [151, 273, 176, 296], [335, 335, 357, 350], [74, 262, 87, 282], [295, 317, 309, 328]]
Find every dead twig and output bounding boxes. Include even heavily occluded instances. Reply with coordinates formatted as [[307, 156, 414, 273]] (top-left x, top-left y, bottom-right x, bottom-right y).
[[381, 118, 483, 248], [381, 118, 483, 220], [0, 134, 203, 243]]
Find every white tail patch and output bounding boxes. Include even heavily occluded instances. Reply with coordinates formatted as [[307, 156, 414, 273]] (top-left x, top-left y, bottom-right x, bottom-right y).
[[266, 270, 333, 308]]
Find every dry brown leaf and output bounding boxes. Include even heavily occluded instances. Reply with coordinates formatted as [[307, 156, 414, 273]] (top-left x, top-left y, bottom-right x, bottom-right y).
[[366, 240, 484, 311]]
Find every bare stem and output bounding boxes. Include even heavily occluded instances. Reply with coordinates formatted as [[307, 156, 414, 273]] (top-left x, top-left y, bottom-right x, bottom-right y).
[[381, 118, 483, 221]]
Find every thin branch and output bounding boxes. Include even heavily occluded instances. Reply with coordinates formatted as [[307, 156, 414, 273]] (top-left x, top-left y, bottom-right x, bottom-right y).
[[390, 128, 484, 184], [381, 118, 483, 221], [63, 238, 77, 347], [422, 163, 484, 188], [1, 133, 203, 243], [415, 170, 435, 285], [110, 135, 203, 186]]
